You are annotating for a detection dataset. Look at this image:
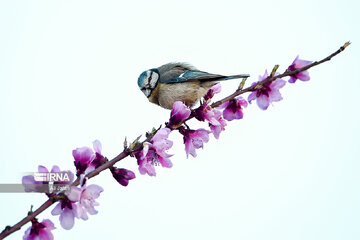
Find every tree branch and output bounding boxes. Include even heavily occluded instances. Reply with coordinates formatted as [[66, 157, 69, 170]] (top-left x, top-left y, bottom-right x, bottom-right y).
[[0, 42, 350, 239]]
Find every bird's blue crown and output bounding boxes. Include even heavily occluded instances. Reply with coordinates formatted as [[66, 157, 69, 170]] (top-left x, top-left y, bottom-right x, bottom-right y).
[[137, 70, 148, 88]]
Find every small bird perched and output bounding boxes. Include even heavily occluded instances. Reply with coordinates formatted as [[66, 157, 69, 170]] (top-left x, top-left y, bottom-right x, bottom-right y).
[[137, 62, 249, 109]]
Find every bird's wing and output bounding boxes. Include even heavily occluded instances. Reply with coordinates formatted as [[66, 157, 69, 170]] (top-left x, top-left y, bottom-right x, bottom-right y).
[[157, 62, 226, 84], [161, 71, 225, 84]]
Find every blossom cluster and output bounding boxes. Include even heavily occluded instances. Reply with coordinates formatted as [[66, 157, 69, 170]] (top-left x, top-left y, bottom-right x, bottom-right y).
[[22, 140, 135, 239], [51, 183, 103, 230], [134, 128, 173, 176]]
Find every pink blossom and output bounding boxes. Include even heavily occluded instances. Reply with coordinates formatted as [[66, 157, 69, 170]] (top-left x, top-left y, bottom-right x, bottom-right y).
[[181, 128, 210, 158], [67, 184, 104, 221], [209, 109, 227, 139], [111, 167, 136, 186], [73, 146, 94, 176], [168, 101, 191, 127], [51, 184, 103, 229], [51, 198, 78, 230], [23, 218, 55, 240], [90, 140, 107, 169], [194, 103, 221, 126], [287, 56, 312, 83], [135, 144, 156, 176], [220, 96, 248, 121], [73, 140, 105, 176], [151, 128, 173, 157], [204, 83, 222, 101], [193, 92, 227, 138], [135, 128, 173, 176], [247, 70, 286, 110]]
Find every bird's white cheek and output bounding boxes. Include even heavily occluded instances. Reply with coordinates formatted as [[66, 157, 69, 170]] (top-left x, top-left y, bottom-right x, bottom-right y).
[[149, 74, 159, 89]]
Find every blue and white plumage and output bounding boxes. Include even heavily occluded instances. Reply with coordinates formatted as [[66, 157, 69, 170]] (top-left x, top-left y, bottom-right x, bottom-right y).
[[138, 62, 249, 109]]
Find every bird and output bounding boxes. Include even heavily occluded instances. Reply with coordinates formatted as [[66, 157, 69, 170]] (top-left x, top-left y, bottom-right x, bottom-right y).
[[137, 62, 249, 110]]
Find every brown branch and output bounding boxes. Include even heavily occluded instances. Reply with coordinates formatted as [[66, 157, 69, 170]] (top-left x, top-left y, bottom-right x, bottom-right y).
[[0, 41, 350, 240]]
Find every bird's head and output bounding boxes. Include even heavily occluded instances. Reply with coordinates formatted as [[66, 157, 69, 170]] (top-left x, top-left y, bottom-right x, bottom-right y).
[[137, 68, 160, 98]]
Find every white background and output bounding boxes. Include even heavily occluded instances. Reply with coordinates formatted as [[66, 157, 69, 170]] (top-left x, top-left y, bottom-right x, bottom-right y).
[[0, 0, 359, 239]]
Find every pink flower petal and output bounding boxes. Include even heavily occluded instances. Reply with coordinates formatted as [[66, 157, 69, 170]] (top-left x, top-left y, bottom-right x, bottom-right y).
[[152, 128, 171, 142], [196, 129, 210, 143], [259, 69, 269, 81], [92, 140, 102, 154], [185, 141, 197, 158], [270, 79, 286, 90], [51, 165, 60, 173], [38, 165, 49, 173], [296, 71, 310, 81], [235, 108, 244, 119], [223, 107, 235, 121], [159, 156, 173, 168], [204, 83, 222, 100], [256, 94, 270, 110], [210, 83, 222, 94], [269, 89, 283, 102], [248, 91, 257, 103], [23, 227, 31, 240], [288, 76, 297, 83], [38, 229, 54, 240], [210, 125, 221, 139], [217, 101, 230, 110], [84, 184, 103, 199], [291, 55, 299, 64], [139, 163, 156, 176], [294, 57, 312, 68], [76, 205, 89, 220], [51, 203, 62, 216], [42, 219, 56, 230], [169, 101, 191, 125], [85, 205, 98, 215], [237, 97, 248, 108], [192, 138, 204, 149], [152, 138, 173, 152], [72, 147, 94, 164], [59, 208, 75, 230], [66, 186, 82, 202]]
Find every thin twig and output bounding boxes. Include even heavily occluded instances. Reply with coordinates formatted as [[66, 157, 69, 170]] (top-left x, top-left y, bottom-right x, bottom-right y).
[[211, 41, 351, 108]]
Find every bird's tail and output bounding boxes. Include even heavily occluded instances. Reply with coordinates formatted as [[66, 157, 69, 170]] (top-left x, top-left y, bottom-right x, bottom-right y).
[[219, 74, 250, 81]]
